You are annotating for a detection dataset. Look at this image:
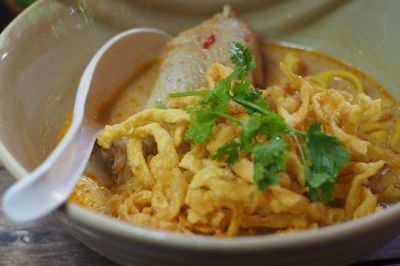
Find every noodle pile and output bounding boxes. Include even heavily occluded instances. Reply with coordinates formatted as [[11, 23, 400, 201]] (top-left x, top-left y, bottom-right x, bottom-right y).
[[71, 52, 400, 236]]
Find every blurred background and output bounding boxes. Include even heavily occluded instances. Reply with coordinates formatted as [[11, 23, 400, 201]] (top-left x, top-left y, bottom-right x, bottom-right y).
[[0, 1, 14, 29], [2, 0, 35, 14], [1, 0, 35, 30]]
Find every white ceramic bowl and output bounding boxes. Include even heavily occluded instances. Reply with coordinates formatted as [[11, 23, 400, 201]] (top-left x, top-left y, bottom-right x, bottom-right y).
[[1, 0, 400, 265]]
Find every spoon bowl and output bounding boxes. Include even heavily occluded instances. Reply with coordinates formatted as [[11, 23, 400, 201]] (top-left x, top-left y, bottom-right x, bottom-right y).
[[2, 27, 170, 223]]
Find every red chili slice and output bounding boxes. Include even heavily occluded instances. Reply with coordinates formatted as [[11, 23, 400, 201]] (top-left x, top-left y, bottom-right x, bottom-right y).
[[203, 34, 216, 49]]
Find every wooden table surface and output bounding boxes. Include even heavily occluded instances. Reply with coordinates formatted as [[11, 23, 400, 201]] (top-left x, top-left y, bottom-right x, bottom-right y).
[[1, 4, 400, 266]]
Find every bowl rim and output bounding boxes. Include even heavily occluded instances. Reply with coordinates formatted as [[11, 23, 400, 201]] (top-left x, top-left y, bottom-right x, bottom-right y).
[[65, 202, 400, 252], [0, 0, 50, 178], [2, 0, 400, 253]]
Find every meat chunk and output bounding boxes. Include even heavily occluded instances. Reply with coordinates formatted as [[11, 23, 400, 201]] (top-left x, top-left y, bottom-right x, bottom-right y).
[[145, 8, 264, 107]]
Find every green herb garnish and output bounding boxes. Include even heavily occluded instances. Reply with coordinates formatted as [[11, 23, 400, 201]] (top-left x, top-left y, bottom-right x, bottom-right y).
[[211, 141, 240, 166], [230, 42, 256, 78], [232, 81, 270, 114], [169, 42, 350, 203], [303, 123, 351, 203], [185, 108, 218, 143], [252, 138, 288, 191], [240, 113, 288, 153]]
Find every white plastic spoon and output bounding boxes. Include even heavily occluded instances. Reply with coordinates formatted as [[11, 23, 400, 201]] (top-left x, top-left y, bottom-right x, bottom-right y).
[[2, 28, 170, 223]]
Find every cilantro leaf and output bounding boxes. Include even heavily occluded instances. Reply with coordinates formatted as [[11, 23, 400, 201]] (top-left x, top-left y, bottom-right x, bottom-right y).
[[232, 80, 270, 114], [230, 42, 256, 78], [240, 113, 288, 153], [185, 108, 217, 143], [252, 138, 288, 190], [308, 178, 335, 203], [185, 78, 233, 143], [305, 123, 350, 176], [212, 141, 240, 165], [303, 123, 351, 203], [199, 78, 231, 112]]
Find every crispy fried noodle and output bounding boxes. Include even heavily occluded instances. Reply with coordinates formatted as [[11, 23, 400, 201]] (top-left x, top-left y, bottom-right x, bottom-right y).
[[70, 45, 400, 237]]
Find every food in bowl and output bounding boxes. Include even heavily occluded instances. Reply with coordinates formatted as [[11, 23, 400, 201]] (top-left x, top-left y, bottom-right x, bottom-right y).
[[69, 8, 400, 237]]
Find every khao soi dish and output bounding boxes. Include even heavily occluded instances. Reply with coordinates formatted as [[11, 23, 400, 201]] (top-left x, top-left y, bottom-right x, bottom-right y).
[[70, 8, 400, 236]]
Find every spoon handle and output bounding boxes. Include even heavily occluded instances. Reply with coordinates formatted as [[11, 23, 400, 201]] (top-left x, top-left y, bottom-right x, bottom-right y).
[[2, 128, 97, 223]]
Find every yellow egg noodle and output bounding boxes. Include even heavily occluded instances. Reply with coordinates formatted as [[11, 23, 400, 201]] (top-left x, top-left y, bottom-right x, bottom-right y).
[[71, 53, 400, 237]]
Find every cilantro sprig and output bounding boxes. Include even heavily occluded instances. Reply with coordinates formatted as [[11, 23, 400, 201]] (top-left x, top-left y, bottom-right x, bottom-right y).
[[169, 42, 350, 203], [252, 138, 288, 190], [230, 42, 256, 79], [240, 113, 288, 153], [211, 141, 240, 166], [302, 123, 351, 202], [232, 80, 270, 114]]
